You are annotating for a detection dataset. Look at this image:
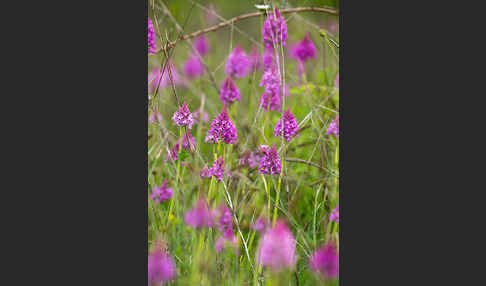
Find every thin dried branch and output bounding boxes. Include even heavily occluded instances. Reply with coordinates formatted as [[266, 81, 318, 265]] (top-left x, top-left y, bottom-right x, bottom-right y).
[[156, 7, 338, 54]]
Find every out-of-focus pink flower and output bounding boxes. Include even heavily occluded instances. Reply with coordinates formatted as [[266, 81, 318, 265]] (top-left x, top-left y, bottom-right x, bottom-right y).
[[256, 220, 296, 272], [249, 46, 262, 71], [148, 62, 179, 92], [205, 4, 219, 25], [225, 46, 250, 78], [194, 35, 209, 56], [290, 34, 317, 63], [329, 205, 339, 223], [193, 109, 209, 124], [172, 102, 194, 129], [151, 180, 173, 204], [183, 54, 204, 79], [148, 18, 157, 54], [251, 217, 269, 232], [326, 115, 339, 137], [220, 77, 240, 105], [239, 149, 263, 168], [274, 108, 299, 142], [309, 241, 339, 279], [149, 110, 162, 124], [148, 243, 176, 285], [263, 8, 288, 48], [334, 73, 339, 88], [184, 198, 214, 228]]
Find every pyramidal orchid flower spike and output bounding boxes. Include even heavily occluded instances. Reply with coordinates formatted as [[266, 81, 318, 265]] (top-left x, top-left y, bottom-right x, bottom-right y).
[[326, 115, 339, 137], [205, 107, 237, 144], [210, 157, 225, 181], [290, 34, 317, 63], [183, 54, 204, 79], [259, 89, 281, 112], [194, 35, 209, 56], [309, 241, 339, 279], [220, 77, 240, 105], [148, 244, 176, 285], [172, 102, 194, 129], [151, 180, 173, 204], [256, 220, 296, 272], [274, 108, 299, 142], [148, 18, 157, 54], [258, 145, 281, 175], [184, 198, 214, 228], [262, 8, 288, 49], [225, 46, 250, 78]]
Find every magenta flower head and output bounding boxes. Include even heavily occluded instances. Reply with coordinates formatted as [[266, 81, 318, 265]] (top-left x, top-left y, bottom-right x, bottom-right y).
[[259, 89, 281, 112], [263, 48, 274, 70], [148, 62, 179, 92], [166, 132, 195, 161], [193, 109, 209, 124], [263, 8, 288, 48], [251, 216, 269, 232], [172, 102, 194, 129], [148, 243, 176, 285], [334, 73, 339, 88], [225, 46, 250, 78], [259, 145, 281, 175], [290, 34, 317, 63], [256, 220, 296, 272], [151, 180, 173, 204], [329, 205, 339, 223], [215, 232, 238, 254], [214, 203, 233, 233], [200, 165, 211, 178], [326, 115, 339, 137], [249, 46, 262, 71], [239, 149, 263, 168], [148, 18, 157, 54], [183, 54, 204, 79], [220, 77, 241, 105], [149, 110, 162, 124], [184, 198, 214, 228], [260, 65, 280, 93], [310, 241, 339, 279], [205, 107, 237, 144], [194, 35, 209, 56], [210, 156, 226, 181], [274, 108, 299, 142]]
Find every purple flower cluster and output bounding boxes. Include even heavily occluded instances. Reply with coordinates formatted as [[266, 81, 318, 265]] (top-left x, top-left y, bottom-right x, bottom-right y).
[[259, 65, 281, 111], [239, 149, 263, 168], [151, 180, 173, 204], [274, 108, 299, 142], [220, 77, 240, 105], [257, 220, 296, 272], [184, 198, 214, 228], [172, 102, 194, 129], [194, 35, 209, 56], [148, 18, 157, 54], [200, 157, 227, 181], [149, 110, 162, 124], [249, 46, 262, 71], [148, 62, 179, 92], [262, 8, 288, 48], [225, 46, 250, 78], [263, 48, 274, 70], [183, 54, 204, 79], [310, 242, 339, 279], [290, 34, 317, 63], [148, 244, 176, 285], [205, 107, 237, 144], [329, 205, 339, 223], [258, 145, 281, 175], [166, 132, 195, 162], [326, 115, 339, 137], [192, 109, 209, 124]]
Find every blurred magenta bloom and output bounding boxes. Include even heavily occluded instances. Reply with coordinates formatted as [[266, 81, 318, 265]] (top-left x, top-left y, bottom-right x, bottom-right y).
[[263, 8, 288, 48], [192, 109, 209, 124], [148, 62, 179, 92], [149, 110, 162, 124], [151, 180, 173, 204], [239, 150, 262, 168], [166, 131, 195, 162], [148, 18, 157, 54], [172, 102, 194, 129], [274, 108, 299, 142], [183, 54, 204, 79], [194, 35, 209, 56], [205, 4, 219, 25], [326, 115, 339, 137], [205, 107, 237, 144], [263, 48, 274, 70], [148, 245, 176, 285], [215, 231, 238, 254], [330, 205, 339, 223], [260, 65, 280, 94], [225, 46, 250, 78], [257, 220, 296, 272], [249, 46, 262, 71], [290, 34, 317, 63], [259, 89, 281, 112], [251, 217, 269, 232], [220, 77, 241, 105], [309, 242, 339, 279], [184, 198, 214, 228], [200, 165, 211, 178], [258, 145, 281, 175], [210, 156, 225, 181], [214, 204, 232, 233], [334, 73, 339, 88]]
